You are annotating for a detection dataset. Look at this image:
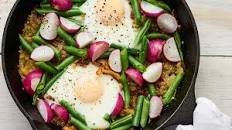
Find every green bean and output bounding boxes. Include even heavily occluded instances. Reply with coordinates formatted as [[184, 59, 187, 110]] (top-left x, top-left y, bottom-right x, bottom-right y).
[[70, 116, 90, 130], [103, 113, 111, 122], [68, 18, 84, 26], [36, 8, 84, 17], [110, 115, 133, 129], [112, 124, 133, 130], [140, 98, 150, 128], [31, 42, 39, 49], [174, 31, 184, 61], [147, 32, 170, 40], [134, 19, 151, 47], [40, 3, 51, 9], [110, 43, 139, 55], [120, 49, 129, 71], [32, 73, 47, 105], [99, 51, 112, 59], [65, 46, 87, 58], [55, 56, 77, 71], [35, 62, 58, 74], [72, 0, 86, 3], [57, 27, 76, 46], [145, 0, 171, 11], [60, 100, 86, 124], [132, 95, 144, 127], [128, 55, 146, 72], [131, 0, 142, 25], [147, 84, 156, 96], [138, 36, 148, 64], [121, 72, 130, 108], [19, 34, 33, 53], [163, 72, 184, 105], [41, 0, 49, 4]]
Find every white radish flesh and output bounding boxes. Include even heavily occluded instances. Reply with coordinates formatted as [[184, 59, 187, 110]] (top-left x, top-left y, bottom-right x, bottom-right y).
[[88, 41, 109, 62], [149, 96, 163, 118], [147, 39, 165, 63], [60, 17, 80, 33], [75, 32, 95, 48], [108, 49, 122, 73], [126, 68, 144, 87], [163, 37, 181, 62], [141, 0, 164, 17], [157, 13, 178, 33], [30, 46, 55, 62], [111, 93, 124, 117], [142, 62, 162, 83], [37, 99, 54, 123], [50, 0, 73, 11], [51, 103, 69, 123]]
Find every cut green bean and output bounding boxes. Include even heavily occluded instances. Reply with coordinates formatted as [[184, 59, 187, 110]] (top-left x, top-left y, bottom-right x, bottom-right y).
[[131, 0, 142, 25], [60, 100, 86, 124], [70, 116, 90, 130], [40, 3, 51, 9], [110, 115, 133, 129], [134, 19, 151, 47], [72, 0, 86, 3], [65, 46, 87, 58], [174, 31, 184, 61], [68, 18, 84, 26], [112, 124, 133, 130], [35, 62, 58, 74], [55, 56, 77, 71], [19, 34, 33, 53], [36, 8, 84, 17], [31, 42, 39, 49], [140, 98, 150, 128], [147, 32, 170, 40], [138, 36, 148, 64], [57, 27, 76, 46], [132, 95, 144, 127], [103, 113, 111, 122], [110, 43, 139, 55], [32, 73, 47, 105], [121, 72, 130, 108], [120, 49, 129, 71], [147, 84, 156, 96], [163, 72, 184, 105], [128, 55, 146, 72], [145, 0, 171, 11], [41, 0, 49, 4]]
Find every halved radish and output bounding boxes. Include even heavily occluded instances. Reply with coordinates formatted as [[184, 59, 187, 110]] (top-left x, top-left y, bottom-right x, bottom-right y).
[[126, 68, 144, 87], [30, 45, 55, 62], [142, 62, 162, 83], [23, 69, 43, 96], [147, 39, 165, 63], [50, 0, 73, 11], [75, 32, 95, 48], [157, 13, 178, 33], [149, 96, 163, 118], [37, 99, 54, 123], [108, 49, 122, 73], [111, 93, 124, 117], [40, 13, 59, 40], [141, 0, 164, 17], [51, 103, 69, 123], [88, 41, 109, 62], [60, 17, 80, 33], [163, 37, 181, 62]]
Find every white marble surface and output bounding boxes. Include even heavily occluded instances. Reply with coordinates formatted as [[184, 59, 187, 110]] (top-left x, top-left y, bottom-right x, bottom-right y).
[[0, 0, 232, 129]]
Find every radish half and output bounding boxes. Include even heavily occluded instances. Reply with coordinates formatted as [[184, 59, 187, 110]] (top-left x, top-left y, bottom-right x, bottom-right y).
[[108, 49, 122, 73], [142, 62, 162, 83], [23, 69, 43, 96], [141, 0, 164, 17], [60, 17, 80, 33], [157, 13, 178, 33], [126, 68, 144, 87], [50, 0, 73, 11], [88, 41, 109, 61], [111, 93, 124, 117], [147, 39, 165, 63], [75, 32, 95, 48], [149, 96, 163, 118], [37, 99, 54, 123], [51, 103, 69, 123], [30, 45, 55, 62], [163, 37, 181, 62]]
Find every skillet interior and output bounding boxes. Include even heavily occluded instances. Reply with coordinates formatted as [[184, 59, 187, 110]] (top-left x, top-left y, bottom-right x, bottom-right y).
[[2, 0, 199, 129]]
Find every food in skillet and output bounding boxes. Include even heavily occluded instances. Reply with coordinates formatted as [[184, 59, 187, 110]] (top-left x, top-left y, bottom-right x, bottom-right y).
[[18, 0, 184, 129]]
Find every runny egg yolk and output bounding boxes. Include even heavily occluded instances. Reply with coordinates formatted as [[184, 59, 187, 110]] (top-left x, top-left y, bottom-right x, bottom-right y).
[[74, 77, 104, 103], [95, 0, 125, 26]]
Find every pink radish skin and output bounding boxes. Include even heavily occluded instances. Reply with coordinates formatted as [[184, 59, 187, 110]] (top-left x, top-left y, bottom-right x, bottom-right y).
[[51, 103, 69, 123], [31, 46, 55, 62], [75, 32, 95, 48], [147, 39, 165, 63], [163, 37, 181, 62], [108, 49, 122, 73], [23, 69, 43, 96], [60, 17, 80, 33], [50, 0, 73, 11], [126, 68, 144, 87], [37, 99, 54, 123], [142, 62, 162, 83], [111, 93, 124, 117], [149, 96, 163, 118], [88, 41, 109, 62], [157, 13, 178, 33], [141, 0, 164, 17]]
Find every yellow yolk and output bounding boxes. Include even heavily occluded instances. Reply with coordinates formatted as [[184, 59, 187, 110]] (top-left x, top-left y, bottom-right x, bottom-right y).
[[95, 0, 125, 26]]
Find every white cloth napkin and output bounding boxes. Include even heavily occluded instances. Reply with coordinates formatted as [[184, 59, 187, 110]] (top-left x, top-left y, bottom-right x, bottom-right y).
[[176, 97, 232, 130]]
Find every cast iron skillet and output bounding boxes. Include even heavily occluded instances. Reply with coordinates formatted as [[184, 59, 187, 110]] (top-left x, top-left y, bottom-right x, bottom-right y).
[[2, 0, 200, 129]]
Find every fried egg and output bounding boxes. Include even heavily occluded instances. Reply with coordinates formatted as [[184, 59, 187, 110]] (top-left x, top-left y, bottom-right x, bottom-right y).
[[79, 0, 139, 48], [45, 63, 121, 129]]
